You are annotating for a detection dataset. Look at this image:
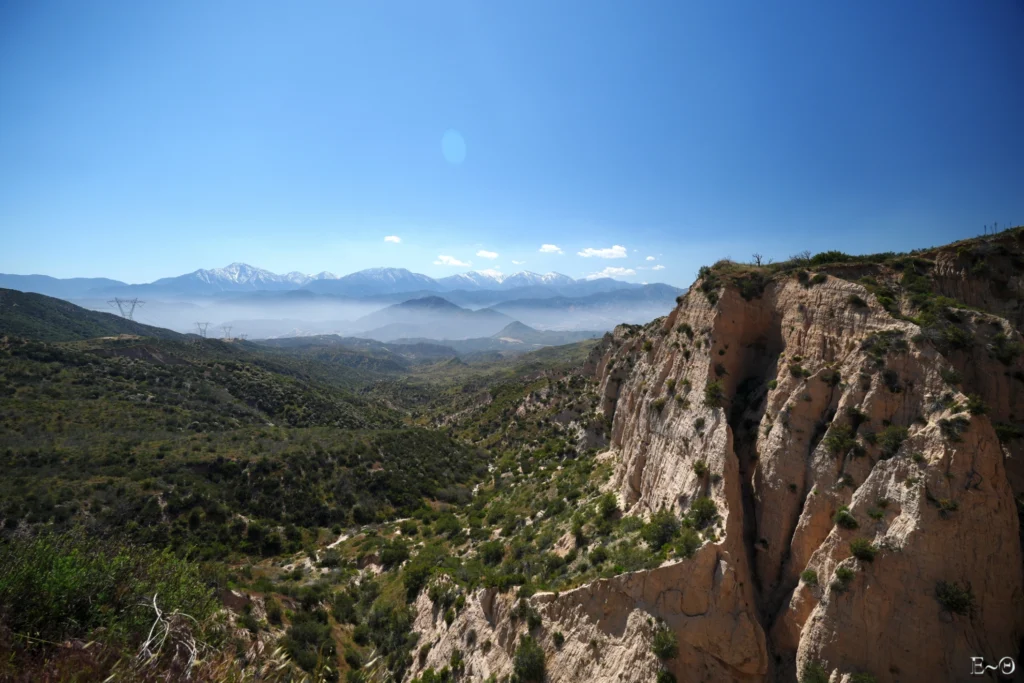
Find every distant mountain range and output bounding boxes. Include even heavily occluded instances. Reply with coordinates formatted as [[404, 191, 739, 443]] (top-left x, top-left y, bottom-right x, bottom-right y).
[[0, 263, 685, 338], [0, 263, 651, 299], [0, 287, 601, 360]]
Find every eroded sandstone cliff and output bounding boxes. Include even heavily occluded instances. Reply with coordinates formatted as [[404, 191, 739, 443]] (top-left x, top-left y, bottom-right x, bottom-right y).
[[408, 232, 1024, 683]]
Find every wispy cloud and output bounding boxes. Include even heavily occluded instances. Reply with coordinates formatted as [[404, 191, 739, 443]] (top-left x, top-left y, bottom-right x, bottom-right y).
[[512, 260, 525, 265], [434, 255, 471, 267], [539, 244, 563, 254], [578, 245, 627, 259], [384, 235, 401, 243], [646, 256, 655, 261], [478, 268, 503, 278], [585, 266, 636, 280], [476, 249, 498, 259], [652, 264, 665, 271]]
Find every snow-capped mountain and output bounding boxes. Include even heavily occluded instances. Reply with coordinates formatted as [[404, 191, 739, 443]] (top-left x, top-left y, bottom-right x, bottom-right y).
[[499, 271, 575, 289], [305, 267, 441, 296], [436, 271, 505, 290], [435, 270, 574, 291], [5, 263, 657, 299], [148, 263, 304, 292]]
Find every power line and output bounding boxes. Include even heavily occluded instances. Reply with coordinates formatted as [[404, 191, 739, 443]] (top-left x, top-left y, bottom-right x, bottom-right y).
[[194, 322, 210, 338], [107, 298, 145, 321]]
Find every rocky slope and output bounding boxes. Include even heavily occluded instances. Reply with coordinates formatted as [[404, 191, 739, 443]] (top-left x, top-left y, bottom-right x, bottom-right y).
[[407, 230, 1024, 683]]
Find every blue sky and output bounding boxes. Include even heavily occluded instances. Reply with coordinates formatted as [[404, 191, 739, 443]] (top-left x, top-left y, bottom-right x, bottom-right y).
[[1, 1, 1022, 287]]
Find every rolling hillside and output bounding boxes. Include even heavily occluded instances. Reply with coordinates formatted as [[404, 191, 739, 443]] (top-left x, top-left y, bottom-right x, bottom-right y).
[[0, 288, 186, 342]]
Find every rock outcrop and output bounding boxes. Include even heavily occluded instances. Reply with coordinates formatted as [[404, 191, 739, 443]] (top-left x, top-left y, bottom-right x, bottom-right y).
[[408, 232, 1024, 683]]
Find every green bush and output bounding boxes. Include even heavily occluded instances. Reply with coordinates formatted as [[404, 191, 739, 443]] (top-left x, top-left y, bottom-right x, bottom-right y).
[[940, 367, 962, 385], [0, 531, 216, 648], [936, 581, 974, 615], [876, 424, 909, 459], [512, 635, 546, 683], [283, 610, 336, 673], [479, 540, 504, 565], [833, 506, 858, 530], [800, 662, 830, 683], [675, 528, 702, 559], [824, 424, 857, 456], [939, 416, 970, 442], [800, 569, 818, 586], [995, 422, 1023, 443], [703, 380, 727, 408], [831, 566, 855, 592], [848, 294, 868, 308], [651, 622, 678, 660], [552, 631, 565, 648], [990, 332, 1023, 365], [965, 394, 987, 416], [380, 540, 410, 569], [589, 545, 610, 565], [849, 538, 877, 562], [598, 493, 619, 519], [689, 497, 717, 529], [656, 670, 677, 683], [641, 509, 680, 550], [850, 674, 877, 683]]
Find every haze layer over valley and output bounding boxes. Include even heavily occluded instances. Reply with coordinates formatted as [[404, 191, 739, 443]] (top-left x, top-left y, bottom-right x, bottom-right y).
[[0, 264, 683, 350]]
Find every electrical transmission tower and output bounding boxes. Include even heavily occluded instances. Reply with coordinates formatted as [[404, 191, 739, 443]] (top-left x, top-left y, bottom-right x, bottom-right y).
[[194, 322, 210, 338], [238, 334, 248, 341], [221, 325, 233, 340], [108, 298, 145, 321]]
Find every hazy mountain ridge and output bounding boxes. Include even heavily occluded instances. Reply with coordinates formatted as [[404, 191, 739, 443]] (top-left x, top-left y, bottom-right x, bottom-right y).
[[352, 296, 515, 342], [0, 263, 661, 299]]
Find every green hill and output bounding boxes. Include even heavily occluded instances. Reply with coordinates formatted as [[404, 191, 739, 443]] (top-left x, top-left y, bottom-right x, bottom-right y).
[[0, 288, 185, 342]]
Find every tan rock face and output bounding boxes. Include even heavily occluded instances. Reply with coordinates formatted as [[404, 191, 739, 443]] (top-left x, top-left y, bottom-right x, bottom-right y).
[[409, 249, 1024, 683]]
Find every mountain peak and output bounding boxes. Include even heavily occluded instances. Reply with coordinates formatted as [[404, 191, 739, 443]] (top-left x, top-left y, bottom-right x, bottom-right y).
[[396, 296, 462, 310]]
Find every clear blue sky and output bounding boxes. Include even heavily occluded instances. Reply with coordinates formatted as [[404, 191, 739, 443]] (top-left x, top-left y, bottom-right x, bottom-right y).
[[2, 1, 1022, 287]]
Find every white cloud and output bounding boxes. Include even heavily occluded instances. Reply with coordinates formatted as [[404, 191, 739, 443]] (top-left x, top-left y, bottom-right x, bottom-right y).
[[477, 268, 503, 278], [434, 255, 471, 267], [652, 264, 665, 271], [646, 256, 655, 261], [585, 266, 636, 280], [539, 244, 563, 254], [384, 235, 401, 243], [578, 245, 627, 259], [512, 260, 525, 265], [476, 249, 498, 259]]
